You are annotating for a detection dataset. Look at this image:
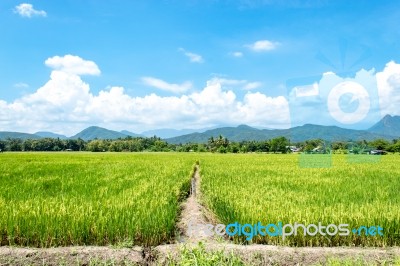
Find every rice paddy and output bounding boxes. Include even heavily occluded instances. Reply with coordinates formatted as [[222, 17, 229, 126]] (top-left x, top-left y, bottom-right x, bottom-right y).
[[0, 152, 197, 247], [199, 154, 400, 246], [0, 152, 399, 247]]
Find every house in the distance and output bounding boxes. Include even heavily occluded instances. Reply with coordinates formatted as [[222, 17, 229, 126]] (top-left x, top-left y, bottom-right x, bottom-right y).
[[370, 150, 387, 155]]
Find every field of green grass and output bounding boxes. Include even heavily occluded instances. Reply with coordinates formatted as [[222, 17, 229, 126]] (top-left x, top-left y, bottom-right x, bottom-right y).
[[200, 154, 400, 246], [0, 152, 197, 247], [1, 152, 399, 248]]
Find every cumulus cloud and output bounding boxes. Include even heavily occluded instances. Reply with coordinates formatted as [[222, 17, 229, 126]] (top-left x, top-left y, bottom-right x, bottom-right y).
[[179, 48, 204, 63], [2, 55, 400, 135], [237, 92, 290, 127], [14, 3, 46, 18], [0, 55, 290, 135], [208, 77, 262, 91], [246, 40, 279, 52], [376, 61, 400, 117], [292, 82, 319, 97], [45, 55, 101, 76], [287, 65, 400, 129], [244, 82, 262, 90], [141, 77, 192, 94]]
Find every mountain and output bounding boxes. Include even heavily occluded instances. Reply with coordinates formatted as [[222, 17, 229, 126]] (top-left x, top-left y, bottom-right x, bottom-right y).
[[166, 124, 395, 144], [35, 131, 68, 139], [120, 130, 143, 138], [2, 115, 399, 142], [141, 128, 210, 138], [0, 132, 41, 140], [70, 126, 128, 140], [283, 124, 392, 142], [368, 115, 400, 138]]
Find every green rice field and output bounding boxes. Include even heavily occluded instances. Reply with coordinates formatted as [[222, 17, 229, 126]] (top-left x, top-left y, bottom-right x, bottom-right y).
[[0, 152, 197, 247], [200, 154, 400, 246], [0, 152, 399, 247]]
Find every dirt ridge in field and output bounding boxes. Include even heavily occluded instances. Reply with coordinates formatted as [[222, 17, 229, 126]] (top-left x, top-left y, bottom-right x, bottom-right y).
[[176, 163, 219, 243], [2, 244, 400, 265]]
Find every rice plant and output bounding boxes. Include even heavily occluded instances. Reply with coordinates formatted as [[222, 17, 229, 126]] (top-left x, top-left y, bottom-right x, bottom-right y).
[[0, 152, 198, 247], [199, 154, 400, 246]]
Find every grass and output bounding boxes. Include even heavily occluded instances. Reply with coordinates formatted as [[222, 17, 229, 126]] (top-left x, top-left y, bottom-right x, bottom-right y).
[[165, 243, 246, 266], [0, 152, 198, 247], [314, 256, 400, 266], [1, 152, 399, 248], [199, 154, 400, 246]]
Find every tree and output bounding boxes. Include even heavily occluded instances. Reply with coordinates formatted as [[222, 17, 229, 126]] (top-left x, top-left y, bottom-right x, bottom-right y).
[[331, 141, 346, 152], [369, 139, 390, 150], [87, 139, 108, 152], [270, 137, 289, 153], [207, 135, 229, 152], [303, 139, 323, 153], [0, 140, 6, 151], [7, 138, 23, 151], [388, 142, 400, 153]]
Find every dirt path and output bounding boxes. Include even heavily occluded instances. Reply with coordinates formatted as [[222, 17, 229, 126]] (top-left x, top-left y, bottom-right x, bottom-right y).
[[155, 243, 400, 265], [2, 243, 399, 265], [176, 164, 218, 243], [0, 246, 145, 265]]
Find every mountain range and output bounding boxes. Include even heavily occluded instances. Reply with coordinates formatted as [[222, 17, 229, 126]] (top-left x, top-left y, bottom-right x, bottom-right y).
[[0, 115, 399, 143]]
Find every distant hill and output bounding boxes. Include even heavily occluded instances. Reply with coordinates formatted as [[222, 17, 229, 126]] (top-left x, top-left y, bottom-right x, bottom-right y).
[[1, 114, 399, 142], [368, 114, 400, 138], [141, 128, 210, 138], [35, 131, 68, 139], [120, 130, 143, 138], [166, 124, 395, 144], [0, 132, 41, 140], [165, 125, 279, 144], [70, 126, 128, 140]]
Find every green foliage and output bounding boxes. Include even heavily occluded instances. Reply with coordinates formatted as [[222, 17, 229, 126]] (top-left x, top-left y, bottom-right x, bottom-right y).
[[269, 136, 289, 153], [369, 139, 390, 150], [0, 134, 398, 154], [166, 243, 246, 266], [388, 141, 400, 153]]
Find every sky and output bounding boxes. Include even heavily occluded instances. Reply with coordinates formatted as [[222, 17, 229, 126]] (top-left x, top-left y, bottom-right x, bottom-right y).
[[1, 0, 400, 136]]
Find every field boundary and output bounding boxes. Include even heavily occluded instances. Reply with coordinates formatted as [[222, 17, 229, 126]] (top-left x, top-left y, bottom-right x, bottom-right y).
[[176, 162, 220, 244], [2, 244, 400, 265]]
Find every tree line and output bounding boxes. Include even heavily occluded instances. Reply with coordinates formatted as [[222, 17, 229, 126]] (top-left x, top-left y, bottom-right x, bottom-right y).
[[0, 135, 399, 153]]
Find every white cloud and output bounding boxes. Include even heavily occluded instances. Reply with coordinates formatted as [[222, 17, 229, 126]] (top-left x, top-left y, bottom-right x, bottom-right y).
[[287, 65, 400, 128], [376, 61, 400, 116], [243, 82, 262, 90], [45, 55, 101, 76], [208, 77, 262, 91], [236, 92, 290, 127], [246, 40, 279, 52], [293, 82, 319, 97], [14, 82, 29, 89], [232, 51, 243, 57], [179, 48, 204, 63], [142, 77, 192, 94], [14, 3, 46, 18], [207, 77, 247, 87], [4, 56, 400, 135], [0, 55, 290, 135]]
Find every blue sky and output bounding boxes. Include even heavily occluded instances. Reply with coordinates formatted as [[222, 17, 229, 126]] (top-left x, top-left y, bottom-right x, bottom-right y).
[[1, 0, 400, 135]]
